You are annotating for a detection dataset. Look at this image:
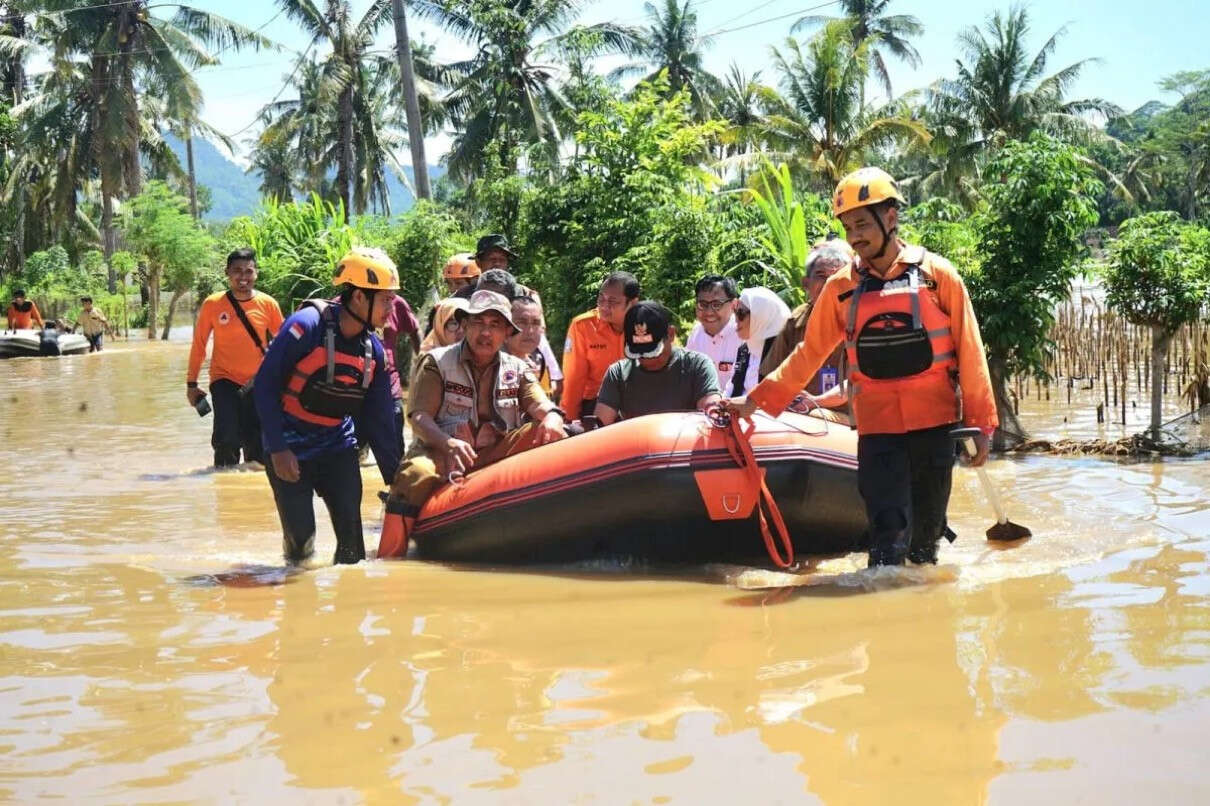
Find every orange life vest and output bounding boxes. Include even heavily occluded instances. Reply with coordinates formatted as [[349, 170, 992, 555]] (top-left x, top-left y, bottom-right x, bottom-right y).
[[7, 301, 36, 329], [281, 302, 375, 427], [843, 262, 959, 434]]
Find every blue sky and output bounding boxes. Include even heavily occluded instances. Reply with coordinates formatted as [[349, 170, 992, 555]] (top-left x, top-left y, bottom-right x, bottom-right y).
[[191, 0, 1210, 162]]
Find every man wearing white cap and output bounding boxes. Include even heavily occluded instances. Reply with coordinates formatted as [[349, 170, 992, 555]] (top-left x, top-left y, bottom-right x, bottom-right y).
[[378, 289, 567, 558]]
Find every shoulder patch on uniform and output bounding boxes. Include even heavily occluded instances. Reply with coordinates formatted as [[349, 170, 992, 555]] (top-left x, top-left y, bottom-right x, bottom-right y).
[[289, 322, 304, 339], [563, 335, 574, 353]]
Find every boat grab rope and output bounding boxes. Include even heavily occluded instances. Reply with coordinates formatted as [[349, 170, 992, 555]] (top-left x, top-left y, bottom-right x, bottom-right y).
[[705, 406, 795, 569]]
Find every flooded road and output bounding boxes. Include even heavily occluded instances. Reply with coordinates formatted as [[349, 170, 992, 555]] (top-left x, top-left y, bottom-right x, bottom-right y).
[[2, 340, 1209, 803]]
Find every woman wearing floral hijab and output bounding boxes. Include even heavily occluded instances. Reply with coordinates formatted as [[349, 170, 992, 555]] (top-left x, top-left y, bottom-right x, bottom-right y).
[[419, 297, 469, 354], [730, 286, 791, 396]]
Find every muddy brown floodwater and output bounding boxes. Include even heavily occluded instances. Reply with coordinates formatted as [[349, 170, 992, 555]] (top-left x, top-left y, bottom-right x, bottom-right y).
[[2, 339, 1209, 804]]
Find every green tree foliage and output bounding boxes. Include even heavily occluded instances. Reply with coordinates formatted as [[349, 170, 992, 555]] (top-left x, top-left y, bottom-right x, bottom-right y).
[[762, 23, 929, 189], [793, 0, 923, 103], [0, 244, 116, 321], [410, 0, 639, 181], [931, 6, 1117, 151], [120, 181, 217, 339], [519, 78, 723, 338], [971, 132, 1102, 441], [382, 201, 469, 312], [29, 1, 267, 282], [1143, 72, 1210, 221], [1106, 212, 1210, 333], [900, 197, 980, 273], [616, 0, 718, 119], [744, 161, 835, 305], [258, 2, 442, 216], [1105, 211, 1210, 436], [712, 65, 770, 181], [223, 194, 354, 310]]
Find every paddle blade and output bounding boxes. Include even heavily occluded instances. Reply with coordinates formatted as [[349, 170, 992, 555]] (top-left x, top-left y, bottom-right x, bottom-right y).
[[986, 520, 1032, 542]]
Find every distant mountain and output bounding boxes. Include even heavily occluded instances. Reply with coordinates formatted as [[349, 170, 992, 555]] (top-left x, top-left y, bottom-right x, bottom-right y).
[[161, 132, 444, 222], [161, 133, 261, 221]]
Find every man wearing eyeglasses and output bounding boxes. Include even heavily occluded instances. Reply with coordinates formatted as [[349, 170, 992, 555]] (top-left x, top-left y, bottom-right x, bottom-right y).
[[685, 276, 743, 393], [561, 272, 640, 421]]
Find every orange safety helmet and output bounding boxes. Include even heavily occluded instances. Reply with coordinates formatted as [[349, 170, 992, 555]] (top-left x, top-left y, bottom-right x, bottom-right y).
[[442, 252, 481, 281], [334, 247, 400, 290], [832, 167, 906, 217]]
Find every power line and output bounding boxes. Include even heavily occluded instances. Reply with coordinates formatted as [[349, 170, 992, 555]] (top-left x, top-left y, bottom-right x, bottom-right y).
[[706, 0, 841, 37], [220, 39, 316, 140], [707, 0, 788, 35]]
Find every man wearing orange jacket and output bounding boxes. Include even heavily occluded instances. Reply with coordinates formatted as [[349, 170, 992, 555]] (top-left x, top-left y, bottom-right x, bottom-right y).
[[727, 167, 998, 567], [187, 248, 284, 467], [560, 271, 639, 421], [6, 290, 43, 331]]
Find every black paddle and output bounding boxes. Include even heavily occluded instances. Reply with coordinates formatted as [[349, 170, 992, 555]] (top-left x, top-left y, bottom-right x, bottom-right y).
[[950, 427, 1032, 542]]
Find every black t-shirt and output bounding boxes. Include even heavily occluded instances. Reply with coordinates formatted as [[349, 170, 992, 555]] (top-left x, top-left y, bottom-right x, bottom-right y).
[[596, 348, 720, 418]]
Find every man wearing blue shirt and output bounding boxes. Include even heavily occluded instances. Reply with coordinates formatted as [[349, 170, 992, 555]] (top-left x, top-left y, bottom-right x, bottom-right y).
[[253, 248, 403, 565]]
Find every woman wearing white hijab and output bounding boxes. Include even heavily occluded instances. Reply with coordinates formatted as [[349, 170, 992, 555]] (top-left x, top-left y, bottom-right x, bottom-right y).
[[730, 286, 792, 396]]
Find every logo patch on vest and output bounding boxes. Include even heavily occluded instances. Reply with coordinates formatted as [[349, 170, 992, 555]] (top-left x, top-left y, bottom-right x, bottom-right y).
[[498, 387, 520, 399], [502, 369, 518, 385], [218, 311, 230, 325], [444, 381, 474, 398]]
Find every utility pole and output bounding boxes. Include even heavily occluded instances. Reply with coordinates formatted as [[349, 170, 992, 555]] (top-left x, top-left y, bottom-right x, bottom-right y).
[[391, 0, 431, 200]]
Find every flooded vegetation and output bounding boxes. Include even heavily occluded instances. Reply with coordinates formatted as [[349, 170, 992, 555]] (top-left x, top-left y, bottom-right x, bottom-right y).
[[3, 342, 1209, 802]]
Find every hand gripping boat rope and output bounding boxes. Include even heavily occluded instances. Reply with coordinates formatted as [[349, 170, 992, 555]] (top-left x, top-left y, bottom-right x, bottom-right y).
[[706, 406, 796, 569]]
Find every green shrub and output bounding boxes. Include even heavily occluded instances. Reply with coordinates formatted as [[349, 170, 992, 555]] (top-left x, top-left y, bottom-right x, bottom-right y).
[[382, 201, 470, 311]]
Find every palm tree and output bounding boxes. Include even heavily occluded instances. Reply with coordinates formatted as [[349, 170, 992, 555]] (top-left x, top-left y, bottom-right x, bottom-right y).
[[275, 0, 398, 215], [761, 24, 929, 190], [255, 48, 428, 215], [1, 4, 32, 273], [890, 96, 984, 206], [4, 55, 104, 257], [411, 0, 640, 181], [615, 0, 718, 118], [712, 64, 770, 183], [255, 58, 331, 201], [247, 132, 294, 204], [37, 0, 268, 287], [932, 6, 1119, 150], [793, 0, 922, 105]]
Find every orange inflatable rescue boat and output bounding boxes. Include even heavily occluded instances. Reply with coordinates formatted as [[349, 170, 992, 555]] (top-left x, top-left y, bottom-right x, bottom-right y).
[[410, 410, 868, 566]]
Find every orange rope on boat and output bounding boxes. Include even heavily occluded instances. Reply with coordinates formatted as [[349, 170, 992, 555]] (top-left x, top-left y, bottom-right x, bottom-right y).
[[712, 409, 795, 569]]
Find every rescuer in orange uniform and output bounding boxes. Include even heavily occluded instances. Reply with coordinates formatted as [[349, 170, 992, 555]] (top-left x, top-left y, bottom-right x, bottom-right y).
[[560, 271, 639, 421], [187, 248, 285, 467], [6, 290, 44, 331], [442, 252, 480, 296], [727, 168, 998, 566]]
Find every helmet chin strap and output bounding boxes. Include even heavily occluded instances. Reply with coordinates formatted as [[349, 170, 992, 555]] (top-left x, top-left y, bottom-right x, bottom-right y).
[[870, 207, 895, 261], [345, 289, 377, 331]]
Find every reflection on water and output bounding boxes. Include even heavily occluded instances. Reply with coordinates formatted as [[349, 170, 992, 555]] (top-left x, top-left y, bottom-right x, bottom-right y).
[[2, 342, 1210, 802]]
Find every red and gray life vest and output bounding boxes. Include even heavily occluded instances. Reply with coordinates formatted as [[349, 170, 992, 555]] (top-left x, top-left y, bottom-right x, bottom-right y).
[[281, 301, 375, 427], [842, 261, 960, 434]]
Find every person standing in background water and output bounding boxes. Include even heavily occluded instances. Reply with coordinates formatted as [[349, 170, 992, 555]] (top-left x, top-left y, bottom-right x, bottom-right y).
[[186, 248, 284, 467], [73, 296, 111, 352]]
